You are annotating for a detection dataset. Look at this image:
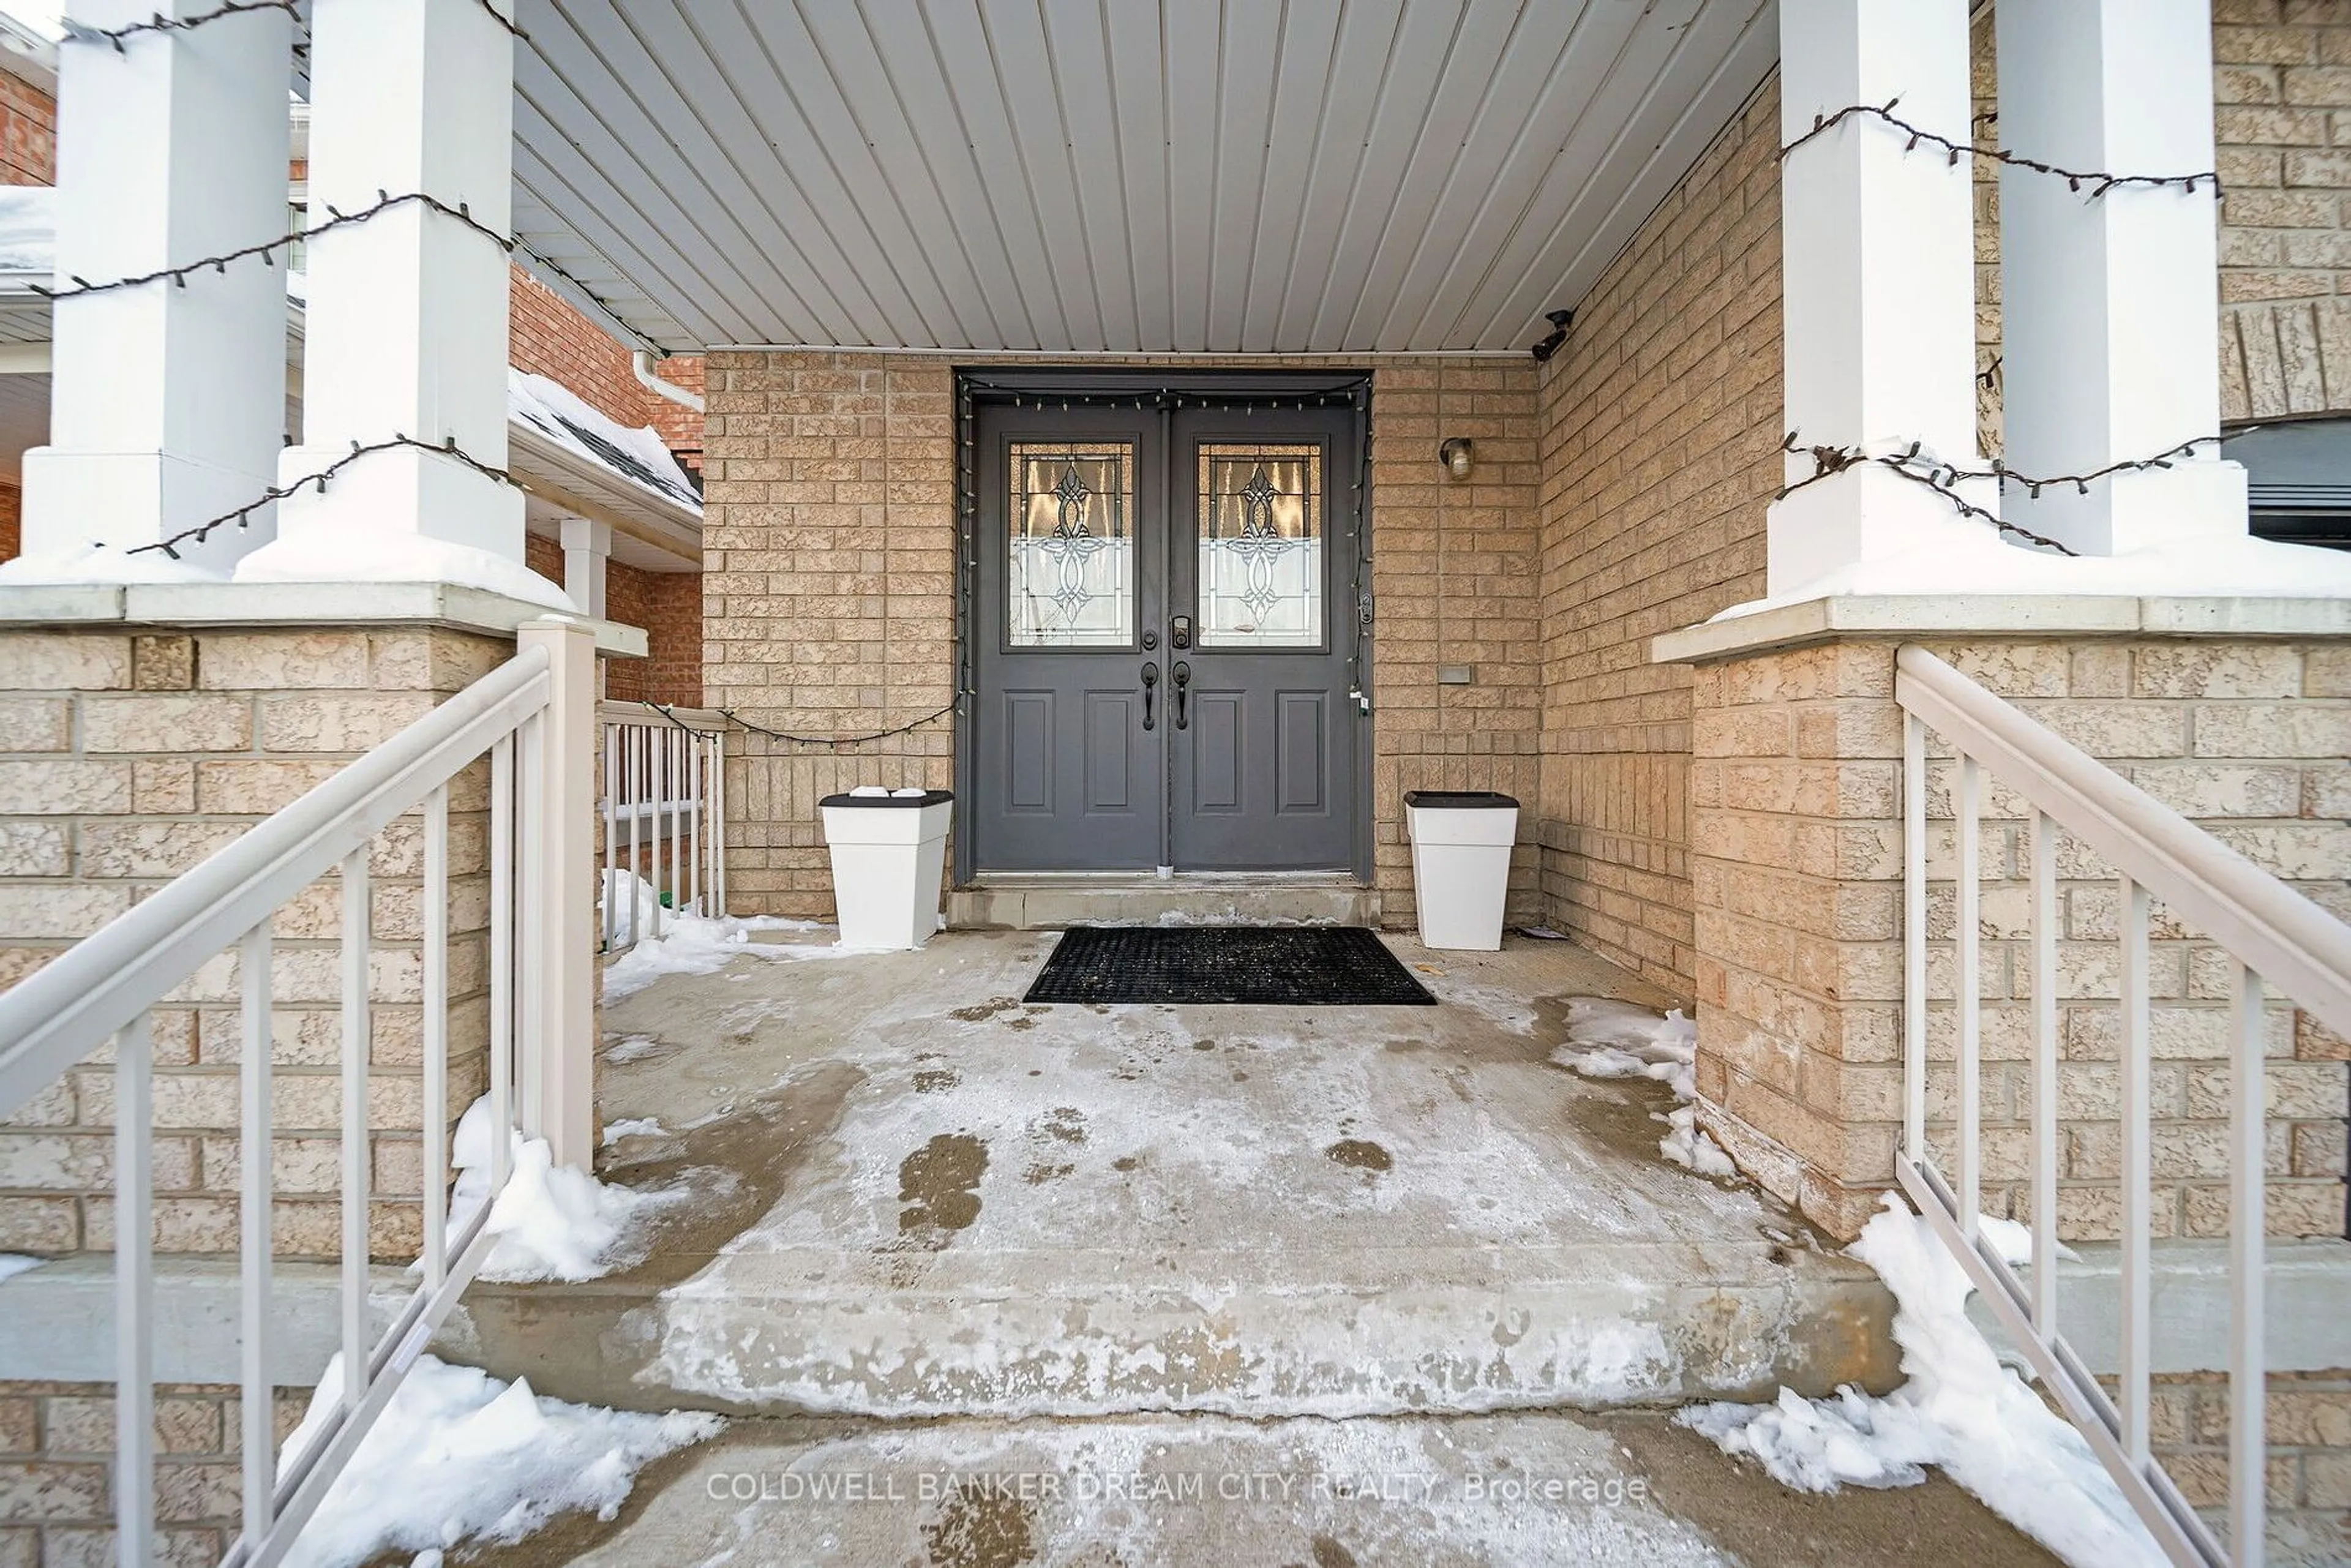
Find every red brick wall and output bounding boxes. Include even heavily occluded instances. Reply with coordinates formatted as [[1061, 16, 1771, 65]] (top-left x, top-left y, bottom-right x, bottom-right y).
[[522, 531, 700, 705], [0, 70, 53, 186], [506, 269, 705, 475]]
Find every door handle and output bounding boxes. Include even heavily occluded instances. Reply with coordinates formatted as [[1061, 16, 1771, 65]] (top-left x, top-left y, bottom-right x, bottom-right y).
[[1141, 661, 1159, 730], [1172, 661, 1191, 730]]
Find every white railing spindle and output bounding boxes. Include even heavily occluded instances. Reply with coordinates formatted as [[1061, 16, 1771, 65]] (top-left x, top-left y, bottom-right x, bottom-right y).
[[1957, 752, 1982, 1239], [114, 1010, 154, 1566], [1904, 711, 1927, 1164], [489, 732, 515, 1195], [2229, 962, 2266, 1568], [2030, 809, 2058, 1337], [2120, 873, 2152, 1466], [601, 722, 618, 947], [421, 786, 449, 1291], [238, 919, 274, 1543], [339, 847, 370, 1417]]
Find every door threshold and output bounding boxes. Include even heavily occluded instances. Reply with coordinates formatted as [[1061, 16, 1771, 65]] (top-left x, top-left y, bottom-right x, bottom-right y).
[[950, 873, 1381, 931], [969, 869, 1365, 888]]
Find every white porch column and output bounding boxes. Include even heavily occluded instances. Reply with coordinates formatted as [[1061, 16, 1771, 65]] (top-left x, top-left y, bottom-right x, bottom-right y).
[[11, 1, 291, 573], [1997, 0, 2248, 555], [1768, 0, 1989, 598], [560, 517, 611, 620], [254, 0, 537, 592]]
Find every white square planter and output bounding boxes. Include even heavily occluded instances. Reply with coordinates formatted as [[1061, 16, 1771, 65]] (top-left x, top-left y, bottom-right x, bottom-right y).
[[1403, 790, 1519, 951], [819, 790, 953, 950]]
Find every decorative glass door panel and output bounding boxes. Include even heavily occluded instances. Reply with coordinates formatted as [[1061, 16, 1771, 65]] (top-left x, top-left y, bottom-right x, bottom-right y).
[[1196, 444, 1324, 648], [1008, 441, 1136, 648]]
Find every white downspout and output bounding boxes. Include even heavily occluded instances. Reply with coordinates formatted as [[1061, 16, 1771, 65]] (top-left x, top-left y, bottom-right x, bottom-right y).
[[632, 350, 703, 413]]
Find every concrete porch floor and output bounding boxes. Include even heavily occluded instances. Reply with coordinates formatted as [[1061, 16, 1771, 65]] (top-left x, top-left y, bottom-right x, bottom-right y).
[[435, 928, 2058, 1565], [445, 931, 1903, 1419]]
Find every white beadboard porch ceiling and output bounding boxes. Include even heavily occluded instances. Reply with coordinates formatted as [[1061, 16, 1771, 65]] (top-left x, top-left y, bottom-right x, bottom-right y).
[[508, 0, 1776, 357]]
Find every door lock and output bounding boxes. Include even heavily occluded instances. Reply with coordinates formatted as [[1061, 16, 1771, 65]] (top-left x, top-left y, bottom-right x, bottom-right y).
[[1141, 661, 1160, 730], [1169, 615, 1193, 650], [1172, 661, 1191, 729]]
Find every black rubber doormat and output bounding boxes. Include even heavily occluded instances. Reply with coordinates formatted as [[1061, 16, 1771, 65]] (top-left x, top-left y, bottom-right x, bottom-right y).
[[1024, 925, 1438, 1007]]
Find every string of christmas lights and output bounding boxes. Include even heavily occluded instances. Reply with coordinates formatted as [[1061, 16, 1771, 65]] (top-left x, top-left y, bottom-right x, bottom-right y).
[[62, 0, 298, 51], [34, 187, 513, 300], [62, 0, 522, 50], [1782, 99, 2219, 197], [1777, 429, 2226, 555], [630, 699, 957, 752], [123, 435, 519, 559]]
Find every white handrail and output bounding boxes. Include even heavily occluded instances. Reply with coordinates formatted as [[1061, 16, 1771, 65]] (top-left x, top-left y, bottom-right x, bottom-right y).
[[0, 620, 597, 1568], [1895, 642, 2347, 1568], [1896, 644, 2351, 1038], [0, 647, 551, 1112]]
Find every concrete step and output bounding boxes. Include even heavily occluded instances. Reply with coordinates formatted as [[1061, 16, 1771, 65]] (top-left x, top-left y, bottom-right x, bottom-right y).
[[455, 1408, 2062, 1568], [947, 872, 1379, 929], [439, 1236, 1895, 1422]]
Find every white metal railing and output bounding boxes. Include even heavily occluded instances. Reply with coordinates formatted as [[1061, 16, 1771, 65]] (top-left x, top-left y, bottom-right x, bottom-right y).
[[1896, 643, 2351, 1568], [599, 700, 726, 948], [0, 620, 598, 1568]]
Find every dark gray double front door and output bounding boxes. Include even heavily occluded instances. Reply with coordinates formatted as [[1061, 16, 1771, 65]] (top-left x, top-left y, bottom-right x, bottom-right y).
[[970, 399, 1362, 874]]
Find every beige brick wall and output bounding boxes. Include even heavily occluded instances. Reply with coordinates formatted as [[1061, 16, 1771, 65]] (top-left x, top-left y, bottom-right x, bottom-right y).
[[2139, 1367, 2351, 1560], [0, 627, 502, 1262], [700, 352, 1542, 922], [1687, 635, 2350, 1242], [0, 1378, 309, 1567], [1532, 82, 1781, 998]]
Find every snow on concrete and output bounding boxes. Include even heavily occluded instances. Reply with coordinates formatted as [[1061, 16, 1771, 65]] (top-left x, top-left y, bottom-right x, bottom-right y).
[[1553, 999, 1736, 1176], [510, 369, 702, 512], [0, 1254, 42, 1285], [602, 913, 829, 1000], [1678, 1195, 2164, 1568], [626, 942, 1797, 1419], [602, 1116, 666, 1146], [276, 1352, 721, 1568], [447, 1097, 703, 1283]]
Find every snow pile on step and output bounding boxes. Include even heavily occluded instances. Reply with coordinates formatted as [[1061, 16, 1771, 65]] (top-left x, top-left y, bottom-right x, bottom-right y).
[[1552, 999, 1734, 1176], [1678, 1196, 2164, 1568], [0, 1255, 41, 1285], [448, 1098, 696, 1282], [277, 1352, 720, 1568]]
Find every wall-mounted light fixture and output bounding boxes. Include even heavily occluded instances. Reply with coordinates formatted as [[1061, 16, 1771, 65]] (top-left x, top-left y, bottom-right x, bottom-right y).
[[1439, 437, 1475, 481], [1529, 308, 1573, 363]]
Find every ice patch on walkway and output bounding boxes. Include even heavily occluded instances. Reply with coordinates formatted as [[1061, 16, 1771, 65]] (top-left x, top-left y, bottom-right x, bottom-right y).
[[277, 1352, 721, 1568], [1553, 999, 1736, 1175], [1678, 1195, 2164, 1568], [601, 887, 828, 1003], [446, 1098, 698, 1282]]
